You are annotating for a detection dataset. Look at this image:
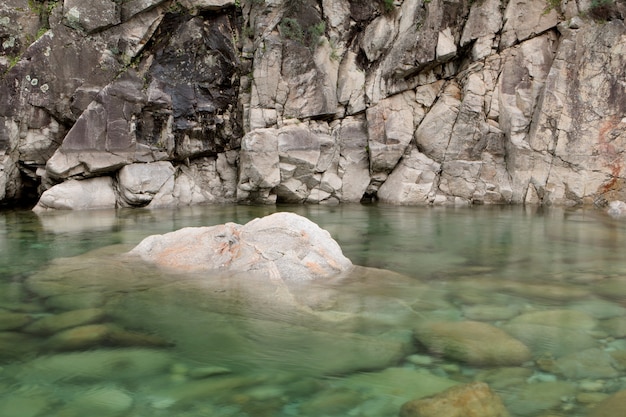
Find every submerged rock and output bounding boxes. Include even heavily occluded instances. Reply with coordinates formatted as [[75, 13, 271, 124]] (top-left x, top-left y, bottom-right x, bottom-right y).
[[0, 311, 32, 331], [399, 381, 510, 417], [128, 212, 353, 281], [414, 321, 532, 366], [501, 381, 576, 416], [589, 389, 626, 417], [14, 348, 174, 382], [45, 323, 172, 351], [24, 307, 106, 335], [502, 322, 597, 358]]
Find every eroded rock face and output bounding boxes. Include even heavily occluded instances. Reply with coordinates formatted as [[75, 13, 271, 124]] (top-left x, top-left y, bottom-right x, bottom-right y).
[[0, 0, 624, 209], [128, 211, 353, 280]]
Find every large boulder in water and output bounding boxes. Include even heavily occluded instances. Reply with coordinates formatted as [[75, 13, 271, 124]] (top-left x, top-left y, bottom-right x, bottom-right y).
[[127, 212, 353, 281]]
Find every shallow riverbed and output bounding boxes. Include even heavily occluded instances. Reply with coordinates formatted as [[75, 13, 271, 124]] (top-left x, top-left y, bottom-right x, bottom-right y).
[[0, 204, 625, 417]]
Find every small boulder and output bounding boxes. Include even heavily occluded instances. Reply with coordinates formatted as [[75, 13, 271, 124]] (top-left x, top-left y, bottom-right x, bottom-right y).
[[400, 381, 510, 417], [128, 212, 353, 281], [33, 177, 117, 211], [589, 389, 626, 417], [414, 321, 531, 366]]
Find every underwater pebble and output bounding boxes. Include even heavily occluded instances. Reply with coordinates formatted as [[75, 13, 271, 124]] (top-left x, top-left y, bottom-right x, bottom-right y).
[[579, 379, 606, 392], [406, 354, 434, 366], [527, 372, 558, 383], [245, 385, 287, 401]]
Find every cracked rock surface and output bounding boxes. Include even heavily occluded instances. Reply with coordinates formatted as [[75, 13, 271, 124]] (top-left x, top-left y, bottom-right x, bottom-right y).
[[1, 0, 625, 208]]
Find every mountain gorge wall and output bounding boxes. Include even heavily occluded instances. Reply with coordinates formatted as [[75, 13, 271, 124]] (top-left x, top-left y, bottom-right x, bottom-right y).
[[1, 0, 625, 209]]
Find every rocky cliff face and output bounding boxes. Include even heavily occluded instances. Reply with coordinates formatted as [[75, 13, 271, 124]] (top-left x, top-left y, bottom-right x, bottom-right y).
[[1, 0, 625, 209]]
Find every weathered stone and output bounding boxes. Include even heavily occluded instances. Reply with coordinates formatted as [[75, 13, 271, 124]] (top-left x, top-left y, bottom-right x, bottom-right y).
[[502, 323, 597, 358], [337, 367, 459, 410], [589, 389, 626, 417], [600, 316, 626, 338], [508, 309, 597, 330], [554, 348, 619, 379], [121, 0, 168, 21], [24, 308, 106, 335], [414, 321, 532, 366], [337, 51, 366, 114], [128, 212, 353, 280], [336, 116, 370, 202], [400, 382, 510, 417], [63, 0, 121, 33], [569, 299, 626, 319], [33, 177, 117, 211], [3, 0, 626, 208], [237, 128, 280, 203], [500, 0, 559, 48], [0, 311, 31, 331], [367, 91, 422, 176], [502, 381, 575, 417], [15, 348, 174, 382], [594, 277, 626, 301], [377, 146, 440, 205], [117, 161, 175, 206], [45, 323, 171, 351], [415, 82, 461, 163]]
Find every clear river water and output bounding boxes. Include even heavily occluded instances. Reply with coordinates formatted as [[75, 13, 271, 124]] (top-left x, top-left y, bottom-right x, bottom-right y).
[[0, 204, 625, 417]]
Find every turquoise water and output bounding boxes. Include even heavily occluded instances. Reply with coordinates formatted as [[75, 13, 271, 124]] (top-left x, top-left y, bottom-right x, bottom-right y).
[[0, 204, 625, 416]]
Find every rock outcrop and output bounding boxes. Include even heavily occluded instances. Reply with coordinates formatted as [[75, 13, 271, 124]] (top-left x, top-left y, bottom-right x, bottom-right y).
[[128, 211, 354, 280], [1, 0, 625, 209], [24, 212, 424, 375]]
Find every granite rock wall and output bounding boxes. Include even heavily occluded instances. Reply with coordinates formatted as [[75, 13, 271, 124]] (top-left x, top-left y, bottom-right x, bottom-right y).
[[1, 0, 625, 209]]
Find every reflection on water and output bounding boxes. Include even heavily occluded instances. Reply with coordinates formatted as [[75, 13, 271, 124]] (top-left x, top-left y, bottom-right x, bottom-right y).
[[1, 204, 626, 417]]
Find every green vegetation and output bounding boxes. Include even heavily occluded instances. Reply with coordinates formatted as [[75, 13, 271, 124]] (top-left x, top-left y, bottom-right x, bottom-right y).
[[588, 0, 620, 20], [543, 0, 560, 14], [279, 17, 304, 43], [28, 0, 59, 35], [308, 21, 326, 46], [382, 0, 395, 13], [279, 18, 327, 50]]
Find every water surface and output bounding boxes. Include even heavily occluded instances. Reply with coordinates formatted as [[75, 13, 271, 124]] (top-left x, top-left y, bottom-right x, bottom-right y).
[[0, 204, 625, 416]]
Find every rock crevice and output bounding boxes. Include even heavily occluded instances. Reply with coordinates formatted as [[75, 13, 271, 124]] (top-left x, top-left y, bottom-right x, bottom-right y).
[[0, 0, 624, 209]]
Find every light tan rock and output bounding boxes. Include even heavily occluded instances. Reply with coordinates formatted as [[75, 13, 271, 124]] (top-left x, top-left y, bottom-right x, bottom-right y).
[[400, 381, 510, 417], [587, 388, 626, 417], [33, 177, 117, 211], [128, 212, 353, 280]]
